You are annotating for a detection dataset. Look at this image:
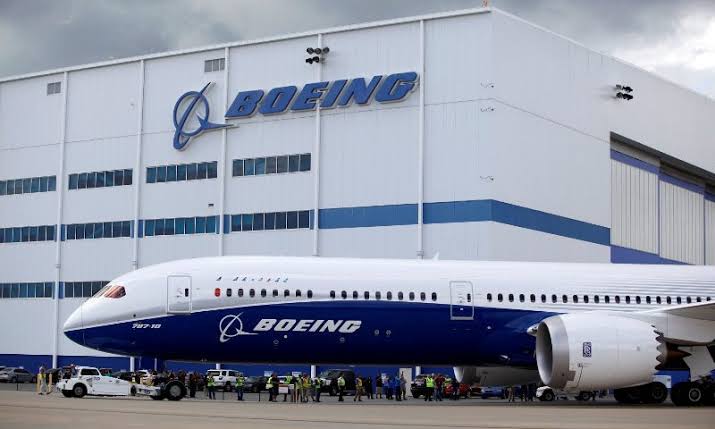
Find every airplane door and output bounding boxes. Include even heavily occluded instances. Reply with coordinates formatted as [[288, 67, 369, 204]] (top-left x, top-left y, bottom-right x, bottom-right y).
[[450, 281, 474, 320], [167, 275, 192, 314]]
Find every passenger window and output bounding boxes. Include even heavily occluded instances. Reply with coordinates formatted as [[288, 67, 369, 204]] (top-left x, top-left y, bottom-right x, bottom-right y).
[[645, 296, 651, 304], [295, 290, 302, 297], [467, 293, 471, 302], [284, 289, 290, 297], [387, 292, 393, 300], [656, 296, 661, 304], [594, 295, 600, 304], [530, 294, 535, 303], [249, 289, 255, 297], [519, 294, 525, 302], [364, 291, 369, 299], [487, 293, 492, 302], [307, 290, 312, 298], [573, 295, 579, 303], [341, 291, 347, 299], [330, 291, 335, 299], [604, 295, 610, 304], [272, 289, 278, 297], [375, 291, 381, 300], [615, 295, 621, 304], [431, 292, 437, 301], [540, 294, 546, 303], [508, 294, 514, 302], [420, 292, 425, 301], [238, 289, 243, 297], [260, 289, 266, 297], [551, 294, 557, 303], [686, 297, 692, 304], [625, 296, 631, 304], [636, 296, 641, 304], [583, 295, 589, 304], [409, 292, 415, 301], [398, 292, 404, 300], [696, 297, 701, 303], [562, 295, 567, 303], [226, 288, 232, 297], [497, 293, 503, 302], [353, 291, 358, 299], [185, 288, 189, 298], [666, 296, 671, 304], [676, 297, 682, 304]]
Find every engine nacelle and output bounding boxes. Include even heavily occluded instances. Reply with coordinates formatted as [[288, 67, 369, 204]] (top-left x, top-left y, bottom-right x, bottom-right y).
[[535, 313, 665, 390]]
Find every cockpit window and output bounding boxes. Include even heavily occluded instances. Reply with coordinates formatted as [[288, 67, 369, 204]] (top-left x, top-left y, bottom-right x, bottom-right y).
[[103, 285, 126, 298], [92, 283, 112, 298]]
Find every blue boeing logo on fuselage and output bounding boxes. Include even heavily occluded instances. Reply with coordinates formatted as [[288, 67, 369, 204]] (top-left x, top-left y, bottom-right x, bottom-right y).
[[172, 72, 419, 150]]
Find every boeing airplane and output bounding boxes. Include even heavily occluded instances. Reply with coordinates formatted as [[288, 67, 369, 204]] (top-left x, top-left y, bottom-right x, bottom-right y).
[[63, 256, 715, 405]]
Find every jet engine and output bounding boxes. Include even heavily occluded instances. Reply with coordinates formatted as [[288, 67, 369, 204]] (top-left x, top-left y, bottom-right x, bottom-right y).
[[535, 313, 666, 390]]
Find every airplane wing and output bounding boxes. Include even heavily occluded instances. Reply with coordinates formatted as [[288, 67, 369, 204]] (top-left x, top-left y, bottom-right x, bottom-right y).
[[648, 301, 715, 322]]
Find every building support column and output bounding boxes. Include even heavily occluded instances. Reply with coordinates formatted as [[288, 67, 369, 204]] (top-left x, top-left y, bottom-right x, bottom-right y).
[[415, 366, 422, 376], [310, 364, 317, 378], [51, 71, 69, 369], [218, 47, 230, 257], [416, 20, 426, 259], [312, 33, 323, 256]]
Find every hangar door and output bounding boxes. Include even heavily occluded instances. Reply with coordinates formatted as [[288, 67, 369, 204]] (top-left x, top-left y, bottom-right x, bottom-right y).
[[167, 275, 192, 314], [450, 281, 474, 320]]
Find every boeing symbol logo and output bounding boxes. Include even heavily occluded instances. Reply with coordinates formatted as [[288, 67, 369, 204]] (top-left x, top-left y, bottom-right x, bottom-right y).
[[218, 313, 257, 343], [173, 82, 233, 151]]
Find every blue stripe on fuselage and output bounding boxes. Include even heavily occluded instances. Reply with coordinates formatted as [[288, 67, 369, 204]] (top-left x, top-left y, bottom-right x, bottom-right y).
[[75, 302, 556, 367]]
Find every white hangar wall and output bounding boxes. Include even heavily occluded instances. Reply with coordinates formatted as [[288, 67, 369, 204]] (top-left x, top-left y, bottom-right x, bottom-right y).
[[0, 7, 712, 370]]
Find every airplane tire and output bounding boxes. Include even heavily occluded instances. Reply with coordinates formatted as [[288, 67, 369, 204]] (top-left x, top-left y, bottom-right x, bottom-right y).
[[151, 395, 164, 400], [165, 381, 186, 401], [702, 384, 715, 406], [614, 387, 640, 404], [642, 382, 668, 404], [72, 384, 87, 399], [672, 383, 703, 406], [540, 390, 555, 402]]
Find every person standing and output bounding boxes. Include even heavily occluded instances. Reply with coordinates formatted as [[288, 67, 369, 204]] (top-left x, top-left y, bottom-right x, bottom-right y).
[[400, 374, 407, 401], [302, 374, 311, 403], [353, 375, 363, 402], [207, 374, 216, 400], [435, 374, 444, 402], [38, 366, 47, 395], [337, 373, 346, 402], [312, 377, 322, 402], [424, 375, 434, 401], [269, 373, 279, 402], [375, 373, 383, 399], [451, 377, 459, 400], [188, 373, 197, 398], [365, 376, 373, 399], [236, 373, 245, 401]]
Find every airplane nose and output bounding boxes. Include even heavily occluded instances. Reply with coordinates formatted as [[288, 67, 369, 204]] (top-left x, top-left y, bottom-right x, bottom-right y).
[[63, 306, 85, 345]]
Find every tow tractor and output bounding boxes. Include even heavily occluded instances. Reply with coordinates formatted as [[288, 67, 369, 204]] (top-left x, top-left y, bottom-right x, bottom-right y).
[[56, 366, 185, 400]]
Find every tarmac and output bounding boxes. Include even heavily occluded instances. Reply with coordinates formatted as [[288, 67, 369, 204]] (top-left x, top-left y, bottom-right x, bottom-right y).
[[0, 389, 713, 429]]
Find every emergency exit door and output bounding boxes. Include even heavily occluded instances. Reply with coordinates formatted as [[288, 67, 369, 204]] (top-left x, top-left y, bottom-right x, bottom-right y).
[[450, 281, 474, 320], [167, 275, 192, 314]]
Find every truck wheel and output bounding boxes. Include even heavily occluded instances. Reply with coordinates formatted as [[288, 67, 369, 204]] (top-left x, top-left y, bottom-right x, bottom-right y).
[[61, 390, 73, 398], [330, 386, 337, 396], [541, 390, 555, 402], [576, 391, 591, 401], [224, 382, 232, 392], [703, 384, 715, 406], [411, 391, 420, 399], [130, 386, 137, 397], [165, 381, 186, 401], [72, 384, 87, 398]]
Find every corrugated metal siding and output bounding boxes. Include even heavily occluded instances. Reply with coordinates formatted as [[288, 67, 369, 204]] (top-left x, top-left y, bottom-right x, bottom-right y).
[[610, 160, 658, 253], [659, 181, 704, 264], [706, 199, 715, 265]]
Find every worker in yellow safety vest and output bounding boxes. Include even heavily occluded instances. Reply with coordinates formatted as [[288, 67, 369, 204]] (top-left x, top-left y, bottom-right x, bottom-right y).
[[425, 375, 435, 402], [337, 374, 346, 401], [236, 373, 245, 401]]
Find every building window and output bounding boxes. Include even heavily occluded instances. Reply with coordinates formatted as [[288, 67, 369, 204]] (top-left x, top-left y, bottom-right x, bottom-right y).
[[65, 221, 131, 240], [228, 210, 311, 233], [63, 281, 108, 298], [0, 282, 53, 299], [1, 176, 57, 196], [69, 170, 131, 190], [47, 82, 61, 95], [146, 162, 217, 184], [204, 58, 225, 73], [143, 216, 217, 237], [0, 225, 56, 244], [233, 153, 311, 178]]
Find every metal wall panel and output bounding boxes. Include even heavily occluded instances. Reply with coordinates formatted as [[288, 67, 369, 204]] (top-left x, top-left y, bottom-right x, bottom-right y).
[[659, 181, 704, 264], [706, 199, 715, 265], [610, 160, 658, 253]]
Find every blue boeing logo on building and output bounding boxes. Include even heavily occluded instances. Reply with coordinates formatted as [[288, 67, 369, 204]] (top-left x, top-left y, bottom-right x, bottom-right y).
[[172, 82, 234, 151], [172, 72, 418, 150]]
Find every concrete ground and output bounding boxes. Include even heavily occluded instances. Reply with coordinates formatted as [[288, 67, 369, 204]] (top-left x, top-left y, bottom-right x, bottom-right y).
[[0, 389, 713, 429]]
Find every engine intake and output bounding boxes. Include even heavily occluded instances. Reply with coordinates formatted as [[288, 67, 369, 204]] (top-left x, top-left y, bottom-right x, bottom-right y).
[[535, 314, 665, 390]]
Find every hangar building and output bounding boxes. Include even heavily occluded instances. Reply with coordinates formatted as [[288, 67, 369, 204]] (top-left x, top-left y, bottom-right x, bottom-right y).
[[1, 7, 714, 373]]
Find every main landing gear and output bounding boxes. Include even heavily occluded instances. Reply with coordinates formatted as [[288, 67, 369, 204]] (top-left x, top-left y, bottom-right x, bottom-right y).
[[615, 380, 714, 406]]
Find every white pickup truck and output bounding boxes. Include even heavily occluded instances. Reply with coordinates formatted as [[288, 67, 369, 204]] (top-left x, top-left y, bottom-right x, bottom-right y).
[[56, 366, 136, 398], [56, 366, 185, 400]]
